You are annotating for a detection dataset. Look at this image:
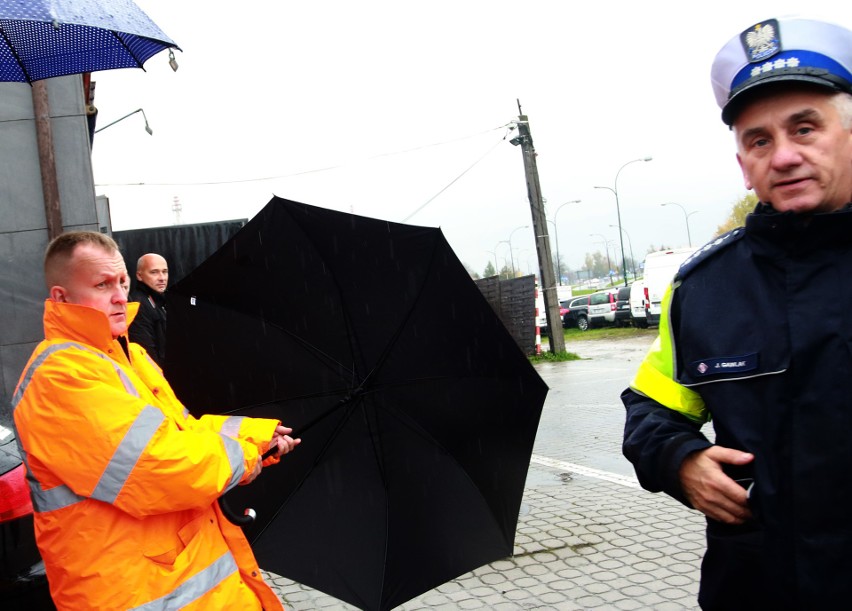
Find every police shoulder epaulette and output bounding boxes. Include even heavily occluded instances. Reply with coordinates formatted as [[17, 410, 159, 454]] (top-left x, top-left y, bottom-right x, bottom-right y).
[[675, 227, 745, 280]]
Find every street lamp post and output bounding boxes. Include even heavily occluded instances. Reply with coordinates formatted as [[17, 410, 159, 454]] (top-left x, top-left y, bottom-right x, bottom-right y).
[[495, 241, 511, 278], [546, 220, 559, 283], [508, 225, 529, 278], [589, 233, 613, 285], [551, 199, 580, 285], [609, 224, 637, 282], [485, 250, 499, 278], [661, 202, 699, 247], [595, 156, 652, 286]]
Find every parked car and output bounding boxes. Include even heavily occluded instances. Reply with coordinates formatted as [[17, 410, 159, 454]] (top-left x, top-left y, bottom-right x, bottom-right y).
[[629, 278, 648, 328], [614, 285, 632, 326], [586, 287, 620, 329], [536, 287, 572, 332], [0, 422, 54, 610], [562, 295, 591, 330]]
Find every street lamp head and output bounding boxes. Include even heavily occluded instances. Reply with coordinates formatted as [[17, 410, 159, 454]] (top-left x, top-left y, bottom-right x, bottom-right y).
[[642, 156, 652, 162]]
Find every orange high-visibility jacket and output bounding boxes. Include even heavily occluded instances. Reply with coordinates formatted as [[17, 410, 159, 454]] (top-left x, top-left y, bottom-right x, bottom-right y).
[[12, 300, 285, 611]]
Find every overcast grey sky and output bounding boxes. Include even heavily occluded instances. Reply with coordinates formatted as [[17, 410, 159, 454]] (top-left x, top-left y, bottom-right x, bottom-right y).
[[90, 1, 852, 278]]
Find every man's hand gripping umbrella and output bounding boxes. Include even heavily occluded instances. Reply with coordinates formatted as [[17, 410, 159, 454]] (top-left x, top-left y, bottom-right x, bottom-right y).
[[221, 425, 300, 525]]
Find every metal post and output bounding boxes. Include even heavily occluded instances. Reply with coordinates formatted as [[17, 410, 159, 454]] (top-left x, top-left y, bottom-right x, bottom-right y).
[[609, 225, 636, 282], [508, 225, 528, 278], [552, 200, 580, 285], [595, 157, 652, 287], [662, 202, 697, 247], [590, 233, 613, 285]]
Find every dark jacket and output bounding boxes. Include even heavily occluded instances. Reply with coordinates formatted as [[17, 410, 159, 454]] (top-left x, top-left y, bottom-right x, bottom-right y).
[[623, 203, 852, 610], [128, 282, 167, 366]]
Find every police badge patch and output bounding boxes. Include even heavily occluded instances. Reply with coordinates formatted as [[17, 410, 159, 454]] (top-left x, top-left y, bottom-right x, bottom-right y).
[[740, 19, 781, 63]]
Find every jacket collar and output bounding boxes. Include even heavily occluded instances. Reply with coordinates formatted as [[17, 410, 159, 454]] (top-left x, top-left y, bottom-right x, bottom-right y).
[[132, 281, 167, 307], [43, 300, 140, 355], [747, 201, 852, 252]]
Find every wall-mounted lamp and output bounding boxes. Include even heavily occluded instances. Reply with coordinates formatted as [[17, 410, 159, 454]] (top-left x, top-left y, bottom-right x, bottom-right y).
[[94, 108, 153, 136]]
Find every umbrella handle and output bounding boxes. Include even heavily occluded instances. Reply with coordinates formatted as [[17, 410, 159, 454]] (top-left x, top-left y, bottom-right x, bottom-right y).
[[218, 445, 278, 526], [219, 495, 257, 526]]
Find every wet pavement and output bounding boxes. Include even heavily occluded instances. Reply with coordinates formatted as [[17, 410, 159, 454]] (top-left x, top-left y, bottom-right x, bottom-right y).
[[264, 332, 710, 610]]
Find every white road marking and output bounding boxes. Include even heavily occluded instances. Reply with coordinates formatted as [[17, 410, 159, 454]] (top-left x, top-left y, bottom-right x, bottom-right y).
[[530, 454, 641, 489]]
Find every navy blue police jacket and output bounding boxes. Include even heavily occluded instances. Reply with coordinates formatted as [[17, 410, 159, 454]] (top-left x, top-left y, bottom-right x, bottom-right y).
[[622, 202, 852, 609]]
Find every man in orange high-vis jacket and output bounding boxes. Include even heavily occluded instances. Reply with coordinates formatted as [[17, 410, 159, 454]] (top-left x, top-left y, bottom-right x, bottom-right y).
[[12, 231, 300, 610]]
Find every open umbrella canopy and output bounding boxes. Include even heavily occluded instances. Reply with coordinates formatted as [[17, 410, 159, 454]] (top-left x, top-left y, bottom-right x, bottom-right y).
[[165, 197, 548, 611], [0, 0, 178, 83]]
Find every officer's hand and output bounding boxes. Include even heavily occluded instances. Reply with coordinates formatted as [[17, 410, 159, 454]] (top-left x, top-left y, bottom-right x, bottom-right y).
[[679, 445, 754, 524]]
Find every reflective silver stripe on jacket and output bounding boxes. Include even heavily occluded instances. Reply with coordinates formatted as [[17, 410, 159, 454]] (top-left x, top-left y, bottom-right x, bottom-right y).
[[13, 343, 115, 512], [130, 551, 240, 611], [221, 434, 246, 492], [12, 342, 93, 407], [21, 452, 86, 513], [13, 341, 159, 511], [220, 416, 244, 439], [91, 406, 165, 504], [220, 417, 247, 491]]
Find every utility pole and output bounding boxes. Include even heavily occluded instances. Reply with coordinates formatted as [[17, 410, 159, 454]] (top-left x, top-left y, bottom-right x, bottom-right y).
[[32, 81, 63, 240], [512, 101, 565, 353]]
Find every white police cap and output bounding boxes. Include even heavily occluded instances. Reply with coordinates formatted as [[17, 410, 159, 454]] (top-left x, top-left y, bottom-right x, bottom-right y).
[[711, 16, 852, 125]]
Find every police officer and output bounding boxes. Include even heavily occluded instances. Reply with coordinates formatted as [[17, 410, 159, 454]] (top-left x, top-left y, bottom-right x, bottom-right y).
[[622, 16, 852, 610]]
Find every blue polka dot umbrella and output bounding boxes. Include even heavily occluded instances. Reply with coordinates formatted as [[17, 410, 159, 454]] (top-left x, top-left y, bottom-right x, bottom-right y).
[[0, 0, 178, 83]]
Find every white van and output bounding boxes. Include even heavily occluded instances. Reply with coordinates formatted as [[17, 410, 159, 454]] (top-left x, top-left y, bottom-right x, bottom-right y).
[[629, 278, 647, 327], [640, 247, 697, 326]]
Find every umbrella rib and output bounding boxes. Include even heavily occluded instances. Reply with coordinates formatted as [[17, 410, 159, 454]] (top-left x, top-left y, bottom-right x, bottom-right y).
[[339, 232, 443, 396], [263, 317, 359, 380], [361, 396, 391, 611], [250, 397, 363, 542], [108, 30, 146, 69], [194, 300, 360, 382], [361, 375, 521, 550], [0, 25, 33, 82], [277, 203, 436, 393]]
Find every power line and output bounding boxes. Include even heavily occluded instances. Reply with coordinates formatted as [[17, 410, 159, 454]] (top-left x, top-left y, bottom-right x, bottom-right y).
[[94, 123, 513, 188], [401, 136, 505, 222]]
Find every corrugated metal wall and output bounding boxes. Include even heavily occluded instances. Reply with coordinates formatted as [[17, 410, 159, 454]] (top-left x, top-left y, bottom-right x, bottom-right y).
[[0, 76, 100, 425]]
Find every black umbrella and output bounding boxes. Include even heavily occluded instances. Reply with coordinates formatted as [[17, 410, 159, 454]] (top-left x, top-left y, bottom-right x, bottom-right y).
[[165, 197, 547, 611]]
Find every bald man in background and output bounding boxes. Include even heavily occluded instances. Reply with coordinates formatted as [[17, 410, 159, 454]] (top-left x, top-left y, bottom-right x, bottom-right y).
[[129, 253, 169, 366]]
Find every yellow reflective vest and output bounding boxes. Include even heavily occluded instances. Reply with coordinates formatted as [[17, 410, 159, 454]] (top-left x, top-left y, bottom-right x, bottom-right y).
[[13, 300, 285, 611]]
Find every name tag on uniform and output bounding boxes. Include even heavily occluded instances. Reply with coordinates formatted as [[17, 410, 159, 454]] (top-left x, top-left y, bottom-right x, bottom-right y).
[[690, 353, 758, 376]]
